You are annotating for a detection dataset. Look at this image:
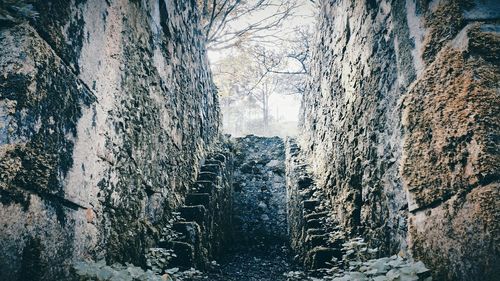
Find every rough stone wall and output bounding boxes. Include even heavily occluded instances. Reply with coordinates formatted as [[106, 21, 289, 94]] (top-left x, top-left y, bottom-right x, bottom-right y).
[[232, 135, 287, 246], [301, 0, 411, 257], [155, 148, 233, 271], [0, 1, 220, 280], [402, 22, 500, 281], [285, 138, 343, 270], [300, 0, 499, 280]]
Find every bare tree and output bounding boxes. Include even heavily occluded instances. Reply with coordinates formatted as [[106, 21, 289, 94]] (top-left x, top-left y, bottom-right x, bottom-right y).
[[249, 69, 280, 128], [213, 49, 280, 129], [197, 0, 300, 50], [251, 25, 313, 94], [207, 0, 317, 134]]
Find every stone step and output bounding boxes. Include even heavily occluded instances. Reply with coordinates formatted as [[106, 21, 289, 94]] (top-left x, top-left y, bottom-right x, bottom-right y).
[[194, 180, 217, 194], [305, 234, 329, 248], [303, 199, 320, 210], [204, 159, 223, 168], [305, 218, 322, 229], [197, 171, 219, 182], [165, 241, 195, 268], [306, 228, 326, 236], [326, 236, 343, 248], [294, 164, 309, 172], [200, 164, 221, 174], [305, 246, 342, 269], [172, 222, 201, 245], [209, 153, 226, 163], [289, 145, 299, 153], [179, 205, 207, 227], [304, 211, 329, 221], [297, 176, 314, 189], [185, 193, 211, 208], [299, 189, 314, 199]]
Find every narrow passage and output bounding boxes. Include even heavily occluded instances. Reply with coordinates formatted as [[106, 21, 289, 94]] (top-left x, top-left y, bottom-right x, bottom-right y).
[[204, 136, 296, 281]]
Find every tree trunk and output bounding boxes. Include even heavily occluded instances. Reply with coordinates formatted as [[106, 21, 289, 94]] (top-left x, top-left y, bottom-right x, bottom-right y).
[[262, 88, 269, 129]]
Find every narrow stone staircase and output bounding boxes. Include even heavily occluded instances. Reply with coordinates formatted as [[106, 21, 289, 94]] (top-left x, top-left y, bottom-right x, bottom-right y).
[[145, 151, 233, 273], [286, 139, 345, 270]]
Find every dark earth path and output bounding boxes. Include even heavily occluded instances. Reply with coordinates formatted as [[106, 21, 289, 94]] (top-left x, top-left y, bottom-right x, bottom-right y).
[[204, 244, 295, 281]]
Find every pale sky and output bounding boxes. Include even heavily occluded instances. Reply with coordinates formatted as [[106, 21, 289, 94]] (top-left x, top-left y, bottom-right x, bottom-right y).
[[269, 94, 301, 122]]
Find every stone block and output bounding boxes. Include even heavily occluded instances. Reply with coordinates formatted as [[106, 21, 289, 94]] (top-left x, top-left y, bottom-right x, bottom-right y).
[[305, 247, 342, 269], [297, 177, 314, 189], [167, 241, 195, 268], [185, 193, 211, 209], [305, 234, 328, 248], [304, 211, 329, 221], [305, 219, 322, 229], [303, 200, 319, 211], [179, 206, 207, 228], [198, 172, 219, 183], [173, 222, 201, 246], [306, 228, 326, 236], [211, 153, 226, 163], [200, 164, 221, 174]]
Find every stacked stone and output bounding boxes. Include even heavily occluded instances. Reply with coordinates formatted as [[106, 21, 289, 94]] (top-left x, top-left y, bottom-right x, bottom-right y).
[[232, 135, 287, 246], [149, 151, 233, 271], [285, 138, 345, 269], [299, 1, 499, 280], [0, 1, 222, 279]]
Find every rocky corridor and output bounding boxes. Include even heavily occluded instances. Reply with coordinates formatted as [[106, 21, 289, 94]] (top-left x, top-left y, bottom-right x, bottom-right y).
[[204, 136, 293, 281], [1, 1, 498, 281], [130, 136, 434, 281]]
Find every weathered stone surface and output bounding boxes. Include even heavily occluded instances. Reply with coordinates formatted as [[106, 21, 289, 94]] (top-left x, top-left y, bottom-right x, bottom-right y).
[[285, 138, 343, 270], [0, 21, 97, 281], [232, 135, 287, 246], [402, 23, 500, 280], [300, 0, 410, 257], [0, 1, 220, 280], [402, 24, 500, 210], [2, 1, 498, 280], [152, 148, 233, 271], [300, 0, 499, 280]]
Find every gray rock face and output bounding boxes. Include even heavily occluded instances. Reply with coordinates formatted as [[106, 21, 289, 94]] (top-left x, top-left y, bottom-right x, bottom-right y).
[[299, 0, 499, 280], [285, 138, 344, 270], [232, 135, 287, 246], [300, 0, 411, 258], [0, 1, 220, 280]]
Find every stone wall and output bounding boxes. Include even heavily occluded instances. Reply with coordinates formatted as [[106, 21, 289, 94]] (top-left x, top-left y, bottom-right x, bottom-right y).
[[0, 1, 220, 280], [232, 135, 287, 246], [152, 148, 233, 271], [300, 0, 499, 280], [285, 138, 343, 270]]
